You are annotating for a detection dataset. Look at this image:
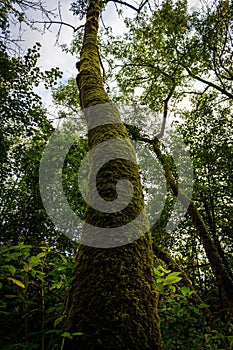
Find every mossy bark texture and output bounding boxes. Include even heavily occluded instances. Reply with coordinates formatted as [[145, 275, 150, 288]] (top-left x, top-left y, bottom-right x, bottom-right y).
[[63, 1, 161, 349]]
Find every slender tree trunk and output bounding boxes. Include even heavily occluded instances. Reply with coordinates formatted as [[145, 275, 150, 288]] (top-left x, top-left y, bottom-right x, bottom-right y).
[[148, 137, 233, 313], [128, 120, 233, 312], [63, 1, 161, 349]]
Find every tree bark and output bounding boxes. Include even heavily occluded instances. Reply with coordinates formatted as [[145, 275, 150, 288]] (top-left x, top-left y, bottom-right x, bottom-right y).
[[63, 1, 161, 349]]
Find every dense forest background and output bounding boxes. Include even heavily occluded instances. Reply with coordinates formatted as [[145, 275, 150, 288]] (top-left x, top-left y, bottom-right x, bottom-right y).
[[0, 0, 232, 349]]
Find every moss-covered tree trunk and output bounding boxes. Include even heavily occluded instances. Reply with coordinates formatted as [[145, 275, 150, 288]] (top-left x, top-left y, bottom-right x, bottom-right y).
[[63, 1, 161, 349]]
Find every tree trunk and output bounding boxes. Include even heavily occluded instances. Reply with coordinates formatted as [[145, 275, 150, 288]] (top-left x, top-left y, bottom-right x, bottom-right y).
[[127, 121, 233, 312], [63, 1, 161, 349], [150, 138, 233, 313]]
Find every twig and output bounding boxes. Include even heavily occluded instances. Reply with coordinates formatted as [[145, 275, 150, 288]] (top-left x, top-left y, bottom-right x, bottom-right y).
[[33, 20, 85, 32], [106, 0, 139, 12], [138, 0, 150, 12]]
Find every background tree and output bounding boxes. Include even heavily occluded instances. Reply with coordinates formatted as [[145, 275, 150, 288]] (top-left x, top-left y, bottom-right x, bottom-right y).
[[100, 0, 233, 310]]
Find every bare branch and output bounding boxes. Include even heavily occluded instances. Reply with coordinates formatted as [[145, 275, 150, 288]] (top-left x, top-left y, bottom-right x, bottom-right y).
[[155, 83, 176, 140], [106, 0, 139, 12], [183, 65, 233, 100], [138, 0, 150, 12], [33, 20, 85, 32], [54, 1, 63, 46], [107, 0, 150, 12]]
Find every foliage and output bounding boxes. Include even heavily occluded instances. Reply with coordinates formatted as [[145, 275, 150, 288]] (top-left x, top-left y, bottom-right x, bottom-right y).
[[104, 0, 233, 108], [70, 0, 89, 20], [1, 246, 232, 350], [177, 94, 233, 274], [52, 78, 82, 123], [0, 243, 74, 350], [0, 41, 64, 247], [155, 265, 233, 350]]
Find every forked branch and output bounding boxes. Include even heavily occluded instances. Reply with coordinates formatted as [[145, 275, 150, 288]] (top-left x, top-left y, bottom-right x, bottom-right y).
[[106, 0, 149, 12]]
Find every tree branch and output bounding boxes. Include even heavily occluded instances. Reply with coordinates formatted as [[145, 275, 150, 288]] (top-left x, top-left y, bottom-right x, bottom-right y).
[[155, 83, 176, 139], [138, 0, 150, 12], [33, 20, 85, 32], [183, 65, 233, 100], [106, 0, 146, 12]]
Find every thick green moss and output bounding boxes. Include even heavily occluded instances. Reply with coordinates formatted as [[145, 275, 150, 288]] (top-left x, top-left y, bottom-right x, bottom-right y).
[[64, 239, 161, 350], [63, 118, 161, 348], [63, 0, 162, 348]]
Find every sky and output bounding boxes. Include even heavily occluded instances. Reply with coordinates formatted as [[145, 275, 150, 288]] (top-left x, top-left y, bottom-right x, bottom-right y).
[[12, 0, 203, 118], [12, 0, 129, 118]]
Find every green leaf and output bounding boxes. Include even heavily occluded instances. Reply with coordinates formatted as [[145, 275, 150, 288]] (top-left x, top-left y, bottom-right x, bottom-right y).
[[50, 281, 63, 290], [7, 277, 25, 289], [46, 306, 58, 314], [169, 285, 176, 293], [37, 252, 47, 259], [28, 256, 41, 267], [180, 286, 193, 296], [193, 307, 201, 315], [154, 268, 164, 277], [159, 266, 172, 274], [198, 303, 210, 309], [4, 294, 18, 299], [61, 331, 73, 339], [44, 329, 63, 335], [4, 265, 16, 275], [54, 316, 64, 328], [163, 272, 182, 286], [3, 252, 21, 262], [154, 265, 171, 277]]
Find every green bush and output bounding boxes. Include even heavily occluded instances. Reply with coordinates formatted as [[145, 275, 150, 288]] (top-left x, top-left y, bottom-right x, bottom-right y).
[[0, 243, 74, 350], [155, 265, 233, 350]]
